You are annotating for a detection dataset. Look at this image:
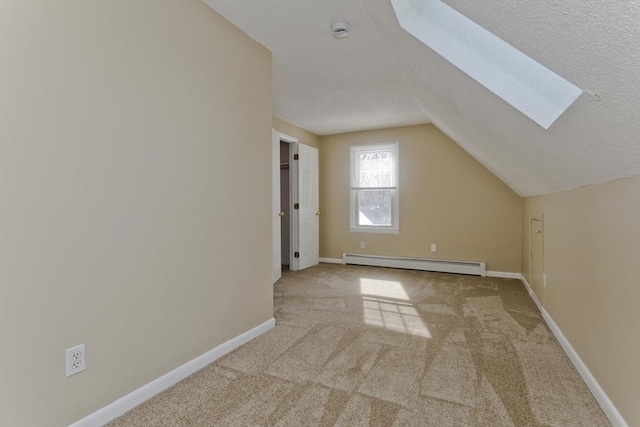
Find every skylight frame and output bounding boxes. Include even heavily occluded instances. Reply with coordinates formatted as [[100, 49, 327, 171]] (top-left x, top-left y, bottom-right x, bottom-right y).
[[391, 0, 582, 129]]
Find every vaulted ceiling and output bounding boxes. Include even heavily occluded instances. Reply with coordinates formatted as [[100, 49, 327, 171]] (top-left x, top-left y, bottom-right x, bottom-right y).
[[205, 0, 639, 196]]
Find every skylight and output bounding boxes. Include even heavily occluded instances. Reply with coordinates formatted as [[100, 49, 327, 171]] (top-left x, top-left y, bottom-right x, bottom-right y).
[[391, 0, 582, 129]]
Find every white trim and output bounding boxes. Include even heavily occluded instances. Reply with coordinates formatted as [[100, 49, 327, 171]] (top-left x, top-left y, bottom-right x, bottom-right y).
[[289, 140, 299, 271], [519, 274, 540, 306], [273, 130, 298, 144], [349, 227, 400, 234], [319, 257, 344, 264], [272, 130, 283, 284], [518, 275, 627, 427], [69, 318, 276, 427], [273, 129, 300, 272], [486, 271, 521, 279]]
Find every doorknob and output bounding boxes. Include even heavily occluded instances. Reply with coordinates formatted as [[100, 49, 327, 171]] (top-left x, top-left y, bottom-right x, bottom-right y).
[[279, 211, 285, 217], [316, 211, 321, 216]]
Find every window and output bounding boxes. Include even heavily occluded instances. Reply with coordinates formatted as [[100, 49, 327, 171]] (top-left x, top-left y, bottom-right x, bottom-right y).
[[391, 0, 581, 129], [350, 143, 399, 233]]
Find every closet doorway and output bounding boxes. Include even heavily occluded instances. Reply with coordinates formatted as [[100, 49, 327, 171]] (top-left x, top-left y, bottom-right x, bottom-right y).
[[271, 130, 319, 284], [280, 141, 291, 268]]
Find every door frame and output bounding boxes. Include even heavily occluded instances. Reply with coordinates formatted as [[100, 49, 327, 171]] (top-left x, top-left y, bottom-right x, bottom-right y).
[[529, 212, 544, 297], [274, 130, 300, 272]]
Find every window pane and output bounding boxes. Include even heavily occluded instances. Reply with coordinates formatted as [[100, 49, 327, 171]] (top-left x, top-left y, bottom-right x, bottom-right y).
[[357, 190, 392, 226], [358, 151, 392, 188]]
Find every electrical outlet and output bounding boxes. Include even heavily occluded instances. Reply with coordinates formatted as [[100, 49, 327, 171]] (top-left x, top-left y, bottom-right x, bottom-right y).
[[430, 244, 437, 252], [66, 344, 85, 377], [360, 241, 366, 249]]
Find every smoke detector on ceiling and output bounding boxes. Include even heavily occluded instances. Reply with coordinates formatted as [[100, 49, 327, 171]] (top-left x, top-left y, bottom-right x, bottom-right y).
[[331, 21, 351, 39]]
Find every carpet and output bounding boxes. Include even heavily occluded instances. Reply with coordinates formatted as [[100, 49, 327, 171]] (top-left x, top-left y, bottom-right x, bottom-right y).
[[109, 263, 609, 426]]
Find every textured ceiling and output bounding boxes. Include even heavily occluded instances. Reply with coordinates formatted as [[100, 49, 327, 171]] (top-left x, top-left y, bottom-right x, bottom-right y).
[[204, 0, 639, 196]]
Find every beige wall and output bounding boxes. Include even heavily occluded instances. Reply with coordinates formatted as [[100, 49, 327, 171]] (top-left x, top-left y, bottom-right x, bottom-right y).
[[319, 124, 522, 272], [273, 116, 320, 148], [0, 2, 273, 425], [522, 175, 640, 426]]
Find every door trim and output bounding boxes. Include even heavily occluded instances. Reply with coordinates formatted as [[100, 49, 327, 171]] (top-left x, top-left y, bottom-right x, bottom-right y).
[[529, 212, 544, 296], [273, 130, 300, 271]]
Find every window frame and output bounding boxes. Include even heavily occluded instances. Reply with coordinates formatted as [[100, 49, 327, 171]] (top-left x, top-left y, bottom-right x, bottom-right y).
[[349, 142, 400, 234]]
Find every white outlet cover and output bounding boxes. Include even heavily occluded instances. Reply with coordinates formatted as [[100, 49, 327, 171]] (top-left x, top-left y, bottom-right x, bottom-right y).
[[360, 242, 365, 249], [430, 244, 437, 252], [66, 343, 86, 377]]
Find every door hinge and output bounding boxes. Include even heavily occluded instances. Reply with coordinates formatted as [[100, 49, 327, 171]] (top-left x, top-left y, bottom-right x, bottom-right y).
[[294, 203, 299, 209], [293, 154, 299, 160], [294, 252, 300, 258]]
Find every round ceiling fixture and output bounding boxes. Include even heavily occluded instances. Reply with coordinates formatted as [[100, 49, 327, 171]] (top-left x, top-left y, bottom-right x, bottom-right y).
[[331, 21, 351, 39]]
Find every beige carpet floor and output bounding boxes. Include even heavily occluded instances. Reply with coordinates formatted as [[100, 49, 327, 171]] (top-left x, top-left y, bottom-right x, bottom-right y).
[[109, 264, 609, 426]]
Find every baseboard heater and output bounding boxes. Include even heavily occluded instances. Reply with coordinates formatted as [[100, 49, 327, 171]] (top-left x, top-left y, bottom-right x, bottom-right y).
[[342, 253, 486, 277]]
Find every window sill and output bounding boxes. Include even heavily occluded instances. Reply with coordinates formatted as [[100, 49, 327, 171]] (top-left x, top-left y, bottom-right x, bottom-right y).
[[350, 227, 399, 234]]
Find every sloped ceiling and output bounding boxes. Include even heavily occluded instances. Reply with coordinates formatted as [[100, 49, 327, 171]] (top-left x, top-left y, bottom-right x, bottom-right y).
[[204, 0, 639, 196]]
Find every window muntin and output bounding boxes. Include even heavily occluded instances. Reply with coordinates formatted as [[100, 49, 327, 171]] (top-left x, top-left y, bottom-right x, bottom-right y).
[[350, 143, 399, 233]]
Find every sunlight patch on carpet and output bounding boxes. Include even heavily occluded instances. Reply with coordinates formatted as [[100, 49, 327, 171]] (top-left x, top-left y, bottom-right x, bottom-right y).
[[359, 278, 408, 300], [362, 296, 430, 338]]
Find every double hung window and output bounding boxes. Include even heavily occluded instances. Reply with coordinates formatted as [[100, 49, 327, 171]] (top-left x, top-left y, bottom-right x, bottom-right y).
[[350, 143, 399, 233]]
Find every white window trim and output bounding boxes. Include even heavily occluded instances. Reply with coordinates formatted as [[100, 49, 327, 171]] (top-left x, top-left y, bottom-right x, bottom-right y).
[[350, 142, 399, 234]]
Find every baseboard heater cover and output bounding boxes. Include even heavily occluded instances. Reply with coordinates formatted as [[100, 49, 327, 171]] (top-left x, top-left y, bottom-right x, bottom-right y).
[[342, 253, 486, 277]]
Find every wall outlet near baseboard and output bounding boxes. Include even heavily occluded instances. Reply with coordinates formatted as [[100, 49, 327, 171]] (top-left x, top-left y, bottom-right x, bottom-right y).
[[430, 243, 437, 252], [360, 241, 365, 249], [66, 344, 86, 377]]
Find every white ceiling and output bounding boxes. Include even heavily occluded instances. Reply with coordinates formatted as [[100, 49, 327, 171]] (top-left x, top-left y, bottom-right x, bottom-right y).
[[204, 0, 640, 196]]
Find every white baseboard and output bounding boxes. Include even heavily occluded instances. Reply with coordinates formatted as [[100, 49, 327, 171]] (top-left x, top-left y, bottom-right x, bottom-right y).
[[486, 271, 521, 279], [319, 257, 344, 264], [69, 318, 276, 427], [518, 275, 627, 427]]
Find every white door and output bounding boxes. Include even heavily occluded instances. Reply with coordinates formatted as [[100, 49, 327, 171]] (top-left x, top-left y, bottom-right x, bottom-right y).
[[297, 143, 319, 270], [272, 131, 282, 284]]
